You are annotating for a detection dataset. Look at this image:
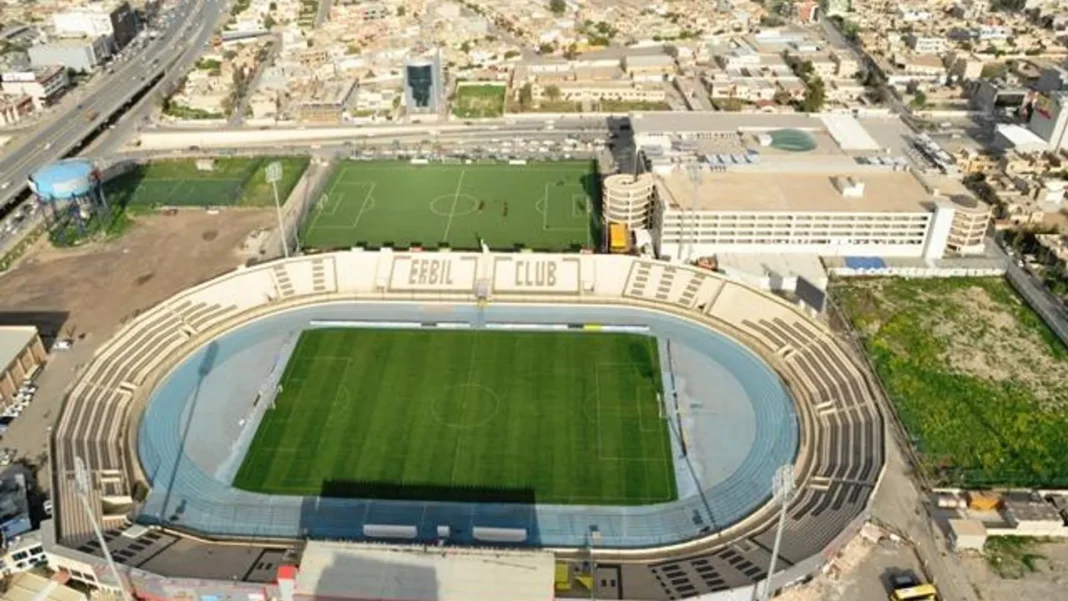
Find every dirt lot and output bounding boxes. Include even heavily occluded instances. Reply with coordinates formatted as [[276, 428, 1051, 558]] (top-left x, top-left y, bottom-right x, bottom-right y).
[[961, 540, 1068, 601], [0, 209, 274, 344], [0, 209, 274, 483]]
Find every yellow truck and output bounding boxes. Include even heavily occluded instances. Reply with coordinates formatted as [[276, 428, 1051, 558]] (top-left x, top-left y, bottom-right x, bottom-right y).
[[890, 574, 939, 601]]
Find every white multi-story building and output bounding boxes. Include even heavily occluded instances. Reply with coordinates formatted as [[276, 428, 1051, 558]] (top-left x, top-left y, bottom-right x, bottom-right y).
[[52, 1, 139, 50], [0, 66, 69, 108], [629, 112, 990, 263]]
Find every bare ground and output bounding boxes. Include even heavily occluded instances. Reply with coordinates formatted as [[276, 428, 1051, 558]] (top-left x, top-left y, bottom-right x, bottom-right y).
[[0, 209, 274, 489], [961, 541, 1068, 601], [0, 209, 274, 342]]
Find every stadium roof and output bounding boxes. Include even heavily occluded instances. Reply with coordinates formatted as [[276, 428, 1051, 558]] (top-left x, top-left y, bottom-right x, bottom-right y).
[[0, 326, 36, 371], [295, 542, 555, 601]]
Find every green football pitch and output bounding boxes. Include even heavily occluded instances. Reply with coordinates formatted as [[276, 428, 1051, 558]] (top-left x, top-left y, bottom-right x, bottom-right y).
[[232, 328, 677, 506], [104, 157, 309, 208], [300, 161, 601, 252]]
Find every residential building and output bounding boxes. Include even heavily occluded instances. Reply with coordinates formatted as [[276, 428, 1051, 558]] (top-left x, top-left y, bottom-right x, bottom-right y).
[[0, 571, 86, 601], [975, 25, 1010, 42], [0, 531, 46, 577], [0, 326, 44, 409], [950, 54, 984, 81], [534, 80, 666, 103], [0, 95, 33, 125], [52, 0, 140, 51], [0, 67, 68, 108], [293, 79, 356, 123], [0, 467, 32, 541], [831, 51, 859, 77], [906, 34, 948, 55], [1028, 91, 1068, 150], [623, 54, 676, 82], [28, 37, 111, 72]]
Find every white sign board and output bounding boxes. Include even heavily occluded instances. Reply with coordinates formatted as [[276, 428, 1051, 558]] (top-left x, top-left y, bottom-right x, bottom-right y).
[[389, 255, 478, 291], [265, 161, 283, 184], [492, 256, 580, 294]]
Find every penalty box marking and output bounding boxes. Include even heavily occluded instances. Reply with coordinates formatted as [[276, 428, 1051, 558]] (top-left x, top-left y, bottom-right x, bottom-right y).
[[595, 361, 672, 463]]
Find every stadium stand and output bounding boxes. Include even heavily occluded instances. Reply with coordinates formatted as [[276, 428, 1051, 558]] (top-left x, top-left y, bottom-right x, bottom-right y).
[[49, 251, 883, 601]]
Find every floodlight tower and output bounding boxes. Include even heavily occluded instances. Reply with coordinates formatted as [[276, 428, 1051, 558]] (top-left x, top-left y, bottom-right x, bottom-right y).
[[684, 162, 702, 263], [73, 457, 134, 601], [760, 464, 796, 601]]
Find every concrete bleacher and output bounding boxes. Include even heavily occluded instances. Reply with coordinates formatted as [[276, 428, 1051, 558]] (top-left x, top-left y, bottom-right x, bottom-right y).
[[52, 250, 883, 600]]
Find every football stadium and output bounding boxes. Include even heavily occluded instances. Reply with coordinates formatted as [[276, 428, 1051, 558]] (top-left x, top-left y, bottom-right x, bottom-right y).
[[47, 249, 885, 600]]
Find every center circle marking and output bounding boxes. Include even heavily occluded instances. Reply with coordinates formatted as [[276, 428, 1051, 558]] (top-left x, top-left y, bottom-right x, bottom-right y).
[[429, 194, 481, 217], [431, 383, 501, 429]]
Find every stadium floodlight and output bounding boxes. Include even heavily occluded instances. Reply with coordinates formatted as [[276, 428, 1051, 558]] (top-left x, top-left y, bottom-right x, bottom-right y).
[[266, 161, 289, 258], [74, 457, 134, 601], [760, 464, 796, 601], [684, 162, 701, 263]]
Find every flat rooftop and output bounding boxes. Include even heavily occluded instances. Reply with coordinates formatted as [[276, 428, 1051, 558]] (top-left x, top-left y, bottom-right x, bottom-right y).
[[631, 111, 821, 134], [0, 326, 36, 369], [656, 168, 933, 213], [296, 542, 555, 601]]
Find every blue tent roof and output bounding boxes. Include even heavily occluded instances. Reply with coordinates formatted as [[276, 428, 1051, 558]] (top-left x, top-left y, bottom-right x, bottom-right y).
[[29, 159, 96, 200]]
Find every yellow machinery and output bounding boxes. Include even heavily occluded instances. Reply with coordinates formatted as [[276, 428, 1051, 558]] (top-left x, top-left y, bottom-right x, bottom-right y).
[[608, 222, 629, 254], [890, 575, 939, 601]]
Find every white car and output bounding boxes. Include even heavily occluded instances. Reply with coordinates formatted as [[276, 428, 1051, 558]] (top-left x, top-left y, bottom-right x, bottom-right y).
[[0, 182, 9, 190]]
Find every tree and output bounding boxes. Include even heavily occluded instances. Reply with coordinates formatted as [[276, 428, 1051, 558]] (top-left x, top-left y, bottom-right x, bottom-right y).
[[563, 43, 579, 60], [263, 14, 275, 29], [910, 89, 928, 109], [460, 41, 472, 53], [504, 49, 521, 59], [544, 84, 561, 101], [549, 0, 566, 15], [518, 82, 533, 108], [802, 77, 825, 112], [773, 89, 792, 105], [397, 6, 406, 16], [538, 42, 555, 55], [269, 1, 276, 9]]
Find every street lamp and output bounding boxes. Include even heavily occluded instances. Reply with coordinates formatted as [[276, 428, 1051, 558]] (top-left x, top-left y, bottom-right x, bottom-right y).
[[265, 161, 289, 258], [684, 162, 702, 263], [760, 464, 796, 601], [73, 457, 134, 601]]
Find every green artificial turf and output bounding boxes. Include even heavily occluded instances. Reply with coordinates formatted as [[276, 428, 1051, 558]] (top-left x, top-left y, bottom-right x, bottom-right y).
[[104, 157, 309, 209], [232, 328, 676, 505], [300, 161, 601, 251]]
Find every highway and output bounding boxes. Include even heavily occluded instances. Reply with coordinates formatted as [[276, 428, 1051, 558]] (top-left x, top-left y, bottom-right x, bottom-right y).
[[0, 0, 224, 210]]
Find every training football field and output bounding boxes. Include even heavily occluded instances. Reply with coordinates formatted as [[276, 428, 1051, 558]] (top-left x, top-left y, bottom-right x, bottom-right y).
[[232, 328, 677, 506], [300, 161, 600, 251]]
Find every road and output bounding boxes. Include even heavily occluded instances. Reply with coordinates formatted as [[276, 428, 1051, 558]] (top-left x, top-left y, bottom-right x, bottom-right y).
[[229, 36, 281, 127], [314, 0, 333, 28], [0, 0, 222, 210]]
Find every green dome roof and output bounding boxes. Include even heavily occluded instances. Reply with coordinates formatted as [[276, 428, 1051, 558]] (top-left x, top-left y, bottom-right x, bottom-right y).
[[768, 129, 817, 152]]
